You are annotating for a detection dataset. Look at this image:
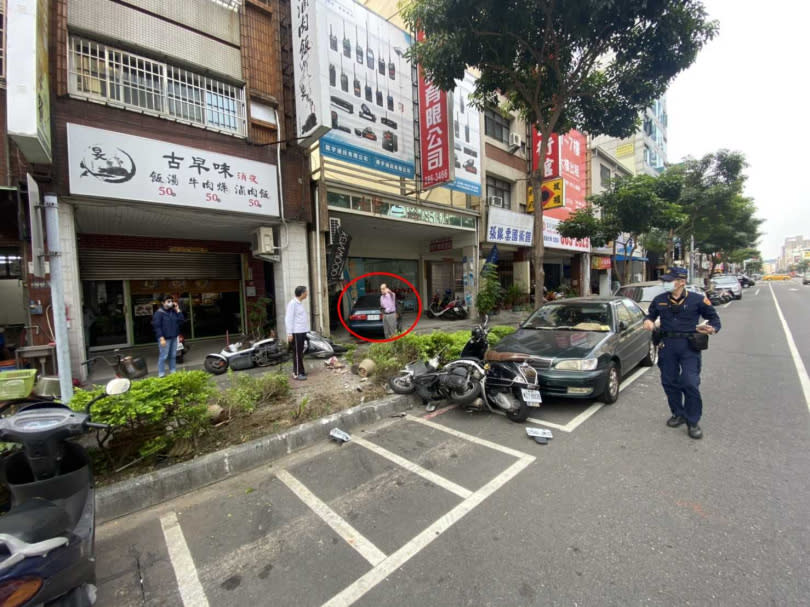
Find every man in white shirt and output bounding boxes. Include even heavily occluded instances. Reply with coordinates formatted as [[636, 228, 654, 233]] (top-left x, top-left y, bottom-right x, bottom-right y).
[[285, 285, 310, 380]]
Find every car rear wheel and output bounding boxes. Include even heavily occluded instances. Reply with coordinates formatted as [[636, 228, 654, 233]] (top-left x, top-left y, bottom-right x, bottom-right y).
[[640, 341, 658, 367], [602, 362, 620, 405]]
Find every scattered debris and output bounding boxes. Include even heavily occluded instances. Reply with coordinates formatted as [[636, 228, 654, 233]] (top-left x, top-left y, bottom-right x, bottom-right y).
[[357, 359, 376, 378], [324, 356, 346, 369], [526, 427, 553, 445], [390, 412, 407, 418], [329, 428, 351, 444]]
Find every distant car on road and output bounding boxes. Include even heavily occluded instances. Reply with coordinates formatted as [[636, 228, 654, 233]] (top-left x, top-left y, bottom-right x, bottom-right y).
[[710, 275, 742, 300], [736, 274, 755, 287], [347, 295, 384, 336], [803, 273, 810, 285]]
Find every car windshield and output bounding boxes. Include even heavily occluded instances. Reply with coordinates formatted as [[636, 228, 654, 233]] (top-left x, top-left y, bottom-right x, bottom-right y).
[[523, 303, 612, 331]]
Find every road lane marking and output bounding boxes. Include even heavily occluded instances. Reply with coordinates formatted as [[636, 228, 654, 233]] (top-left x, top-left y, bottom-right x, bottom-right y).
[[723, 301, 732, 308], [407, 413, 532, 459], [276, 469, 387, 566], [769, 285, 810, 412], [352, 436, 472, 499], [160, 512, 210, 607], [322, 454, 534, 607], [756, 288, 761, 296], [527, 366, 651, 432]]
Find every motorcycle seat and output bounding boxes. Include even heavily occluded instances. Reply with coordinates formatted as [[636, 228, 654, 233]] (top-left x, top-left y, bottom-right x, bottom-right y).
[[0, 498, 71, 544]]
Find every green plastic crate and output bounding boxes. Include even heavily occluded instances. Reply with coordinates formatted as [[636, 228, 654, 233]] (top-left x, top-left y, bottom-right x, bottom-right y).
[[0, 369, 38, 400]]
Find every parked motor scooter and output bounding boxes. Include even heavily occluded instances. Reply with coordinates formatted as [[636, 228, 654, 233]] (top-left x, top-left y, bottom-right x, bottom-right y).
[[426, 290, 468, 320], [83, 350, 148, 380], [442, 316, 543, 422], [302, 331, 350, 359], [0, 377, 130, 606], [388, 348, 481, 412], [204, 335, 287, 375]]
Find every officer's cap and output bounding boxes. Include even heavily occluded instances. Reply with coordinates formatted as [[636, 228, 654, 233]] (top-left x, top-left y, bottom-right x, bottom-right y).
[[660, 267, 688, 281]]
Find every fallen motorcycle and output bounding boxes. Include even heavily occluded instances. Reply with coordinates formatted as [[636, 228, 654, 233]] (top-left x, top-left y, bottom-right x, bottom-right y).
[[442, 316, 543, 422], [204, 335, 287, 375], [303, 331, 350, 359], [0, 376, 130, 606], [388, 348, 481, 412]]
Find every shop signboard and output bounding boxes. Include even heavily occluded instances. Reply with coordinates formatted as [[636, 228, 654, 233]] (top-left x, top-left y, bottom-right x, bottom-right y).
[[446, 72, 482, 196], [295, 0, 416, 177], [591, 256, 612, 270], [67, 124, 280, 217], [527, 178, 565, 213], [7, 0, 52, 163], [560, 129, 587, 211], [429, 237, 453, 252], [417, 31, 453, 190], [543, 216, 590, 252], [327, 226, 352, 284], [487, 207, 534, 246], [531, 131, 560, 179]]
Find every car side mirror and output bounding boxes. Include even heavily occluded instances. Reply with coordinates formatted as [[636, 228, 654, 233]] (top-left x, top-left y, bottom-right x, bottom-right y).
[[618, 321, 628, 332]]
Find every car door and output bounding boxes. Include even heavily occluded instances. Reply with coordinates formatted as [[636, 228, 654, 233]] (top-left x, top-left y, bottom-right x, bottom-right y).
[[621, 299, 650, 367], [614, 300, 644, 368]]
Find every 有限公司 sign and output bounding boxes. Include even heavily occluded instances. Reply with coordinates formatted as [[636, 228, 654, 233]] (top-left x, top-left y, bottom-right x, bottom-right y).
[[67, 124, 280, 217]]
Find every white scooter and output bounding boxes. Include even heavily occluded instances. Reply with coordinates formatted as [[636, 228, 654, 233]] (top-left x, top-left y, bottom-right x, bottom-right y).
[[204, 335, 288, 375]]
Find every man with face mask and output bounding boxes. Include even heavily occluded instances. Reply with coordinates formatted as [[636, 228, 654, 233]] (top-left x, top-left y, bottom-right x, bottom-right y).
[[152, 294, 185, 378], [643, 267, 721, 439]]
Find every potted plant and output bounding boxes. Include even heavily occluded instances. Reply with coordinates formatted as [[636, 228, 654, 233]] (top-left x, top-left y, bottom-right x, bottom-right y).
[[476, 263, 503, 318], [504, 284, 522, 311]]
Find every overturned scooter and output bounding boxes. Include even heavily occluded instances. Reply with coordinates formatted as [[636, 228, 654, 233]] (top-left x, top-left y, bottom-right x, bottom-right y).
[[204, 334, 288, 375], [0, 377, 131, 606], [303, 331, 350, 359]]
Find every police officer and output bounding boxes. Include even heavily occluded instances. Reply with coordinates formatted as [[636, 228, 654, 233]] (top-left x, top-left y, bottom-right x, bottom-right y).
[[643, 267, 721, 439]]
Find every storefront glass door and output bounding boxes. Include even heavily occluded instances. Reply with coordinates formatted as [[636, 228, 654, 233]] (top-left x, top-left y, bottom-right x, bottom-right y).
[[83, 280, 128, 349]]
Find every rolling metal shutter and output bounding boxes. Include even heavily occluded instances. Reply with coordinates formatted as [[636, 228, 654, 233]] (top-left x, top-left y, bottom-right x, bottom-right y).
[[79, 250, 242, 280]]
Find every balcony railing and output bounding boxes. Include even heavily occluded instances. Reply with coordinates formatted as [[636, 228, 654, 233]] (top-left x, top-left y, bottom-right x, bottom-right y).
[[68, 36, 247, 137]]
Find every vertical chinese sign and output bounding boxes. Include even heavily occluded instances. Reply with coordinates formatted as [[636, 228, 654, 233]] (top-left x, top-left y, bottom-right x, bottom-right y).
[[291, 0, 331, 146], [446, 72, 482, 196], [416, 31, 453, 190]]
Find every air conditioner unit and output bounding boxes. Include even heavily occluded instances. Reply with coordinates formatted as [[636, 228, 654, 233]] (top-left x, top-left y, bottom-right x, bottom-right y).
[[328, 217, 342, 245], [509, 132, 522, 148], [251, 226, 279, 262], [488, 196, 503, 208]]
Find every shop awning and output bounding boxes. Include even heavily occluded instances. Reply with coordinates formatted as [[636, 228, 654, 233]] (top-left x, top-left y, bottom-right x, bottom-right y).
[[615, 254, 648, 262]]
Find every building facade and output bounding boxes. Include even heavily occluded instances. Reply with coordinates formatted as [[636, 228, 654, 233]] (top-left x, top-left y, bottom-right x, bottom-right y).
[[6, 0, 312, 387]]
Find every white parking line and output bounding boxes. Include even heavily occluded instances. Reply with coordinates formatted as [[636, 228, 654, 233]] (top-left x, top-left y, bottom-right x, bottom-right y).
[[527, 366, 651, 432], [756, 288, 761, 296], [406, 413, 532, 459], [160, 512, 210, 607], [322, 455, 534, 607], [276, 469, 387, 566], [352, 437, 472, 499], [769, 285, 810, 412], [723, 301, 732, 308]]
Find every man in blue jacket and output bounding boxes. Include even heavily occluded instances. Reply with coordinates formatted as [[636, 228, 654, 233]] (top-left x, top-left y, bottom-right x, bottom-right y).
[[643, 267, 721, 439], [152, 294, 185, 378]]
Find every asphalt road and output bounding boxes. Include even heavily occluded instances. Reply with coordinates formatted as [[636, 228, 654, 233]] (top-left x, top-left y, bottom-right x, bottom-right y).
[[96, 280, 810, 606]]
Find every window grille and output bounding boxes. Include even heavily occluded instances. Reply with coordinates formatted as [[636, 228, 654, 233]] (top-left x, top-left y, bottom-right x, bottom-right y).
[[68, 36, 246, 137]]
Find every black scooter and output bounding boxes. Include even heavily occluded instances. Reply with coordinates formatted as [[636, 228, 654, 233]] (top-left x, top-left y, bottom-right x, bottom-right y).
[[0, 377, 130, 606], [442, 317, 543, 422], [388, 348, 481, 412]]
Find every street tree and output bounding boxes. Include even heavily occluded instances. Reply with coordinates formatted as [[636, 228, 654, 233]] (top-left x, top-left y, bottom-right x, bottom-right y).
[[402, 0, 717, 304], [558, 172, 685, 284]]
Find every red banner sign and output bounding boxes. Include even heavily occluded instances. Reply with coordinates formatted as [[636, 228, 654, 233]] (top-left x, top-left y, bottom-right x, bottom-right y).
[[531, 131, 560, 179], [561, 129, 587, 211], [429, 237, 453, 252], [417, 31, 453, 190]]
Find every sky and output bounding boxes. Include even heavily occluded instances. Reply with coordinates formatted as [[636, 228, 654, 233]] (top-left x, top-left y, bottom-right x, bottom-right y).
[[666, 0, 810, 260]]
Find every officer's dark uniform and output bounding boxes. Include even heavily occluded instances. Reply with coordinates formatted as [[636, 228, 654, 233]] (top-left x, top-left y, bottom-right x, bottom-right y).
[[645, 269, 721, 434]]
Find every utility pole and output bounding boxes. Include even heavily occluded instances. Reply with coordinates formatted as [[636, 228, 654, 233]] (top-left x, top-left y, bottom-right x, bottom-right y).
[[43, 194, 73, 402]]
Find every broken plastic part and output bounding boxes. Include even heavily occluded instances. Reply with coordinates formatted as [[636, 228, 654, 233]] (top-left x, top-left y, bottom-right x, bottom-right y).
[[329, 428, 351, 444]]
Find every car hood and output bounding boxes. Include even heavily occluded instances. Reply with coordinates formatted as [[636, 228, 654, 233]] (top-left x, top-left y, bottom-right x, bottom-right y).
[[489, 328, 611, 360]]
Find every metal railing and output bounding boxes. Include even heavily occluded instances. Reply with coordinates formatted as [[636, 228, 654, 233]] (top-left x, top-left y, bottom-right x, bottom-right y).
[[68, 36, 246, 137]]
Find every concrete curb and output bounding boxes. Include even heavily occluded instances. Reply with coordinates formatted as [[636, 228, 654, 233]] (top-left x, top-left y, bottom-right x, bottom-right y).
[[96, 394, 416, 524]]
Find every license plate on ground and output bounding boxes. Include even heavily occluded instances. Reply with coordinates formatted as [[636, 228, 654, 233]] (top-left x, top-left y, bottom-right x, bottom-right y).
[[367, 315, 380, 321], [521, 389, 542, 405]]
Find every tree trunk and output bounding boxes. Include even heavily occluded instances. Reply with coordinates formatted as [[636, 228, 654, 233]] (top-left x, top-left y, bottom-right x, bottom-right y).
[[610, 239, 620, 286], [666, 228, 675, 267], [625, 238, 638, 285], [531, 137, 548, 306]]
